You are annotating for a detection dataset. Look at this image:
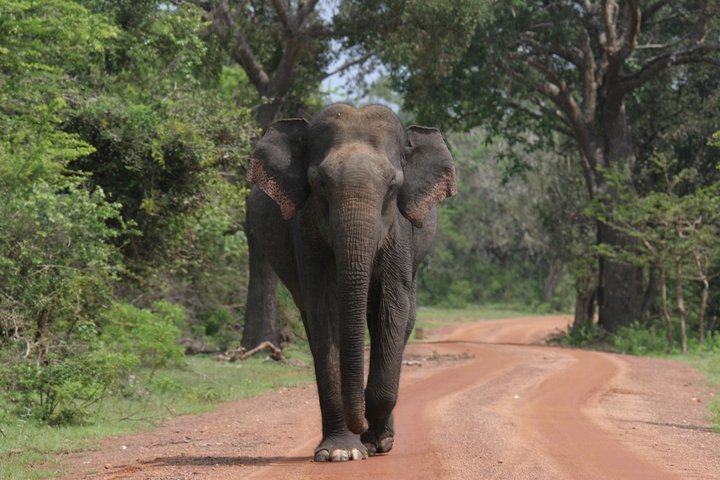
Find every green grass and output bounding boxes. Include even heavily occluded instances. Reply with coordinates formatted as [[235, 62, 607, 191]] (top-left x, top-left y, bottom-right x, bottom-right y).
[[415, 303, 552, 332], [674, 351, 720, 430], [0, 344, 314, 480]]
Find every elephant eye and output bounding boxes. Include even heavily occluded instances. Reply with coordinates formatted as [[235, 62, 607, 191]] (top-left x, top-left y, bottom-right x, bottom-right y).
[[386, 178, 399, 199], [308, 167, 326, 191]]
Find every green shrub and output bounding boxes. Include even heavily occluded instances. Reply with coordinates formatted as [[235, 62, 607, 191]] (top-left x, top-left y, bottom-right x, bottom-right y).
[[548, 322, 605, 347], [190, 308, 237, 351], [611, 321, 669, 355], [440, 280, 474, 309], [148, 375, 182, 395], [186, 386, 222, 403], [0, 322, 137, 425], [101, 301, 185, 377]]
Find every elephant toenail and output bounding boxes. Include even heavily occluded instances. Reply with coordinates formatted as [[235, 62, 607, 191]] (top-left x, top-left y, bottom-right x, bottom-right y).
[[331, 449, 349, 461], [350, 448, 366, 460], [314, 449, 331, 462]]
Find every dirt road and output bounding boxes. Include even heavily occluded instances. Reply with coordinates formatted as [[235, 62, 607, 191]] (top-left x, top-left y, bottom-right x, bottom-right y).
[[65, 316, 720, 479]]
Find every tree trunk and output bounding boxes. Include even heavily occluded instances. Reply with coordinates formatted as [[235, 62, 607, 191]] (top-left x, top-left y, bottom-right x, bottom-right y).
[[596, 221, 644, 333], [256, 96, 284, 131], [674, 257, 688, 354], [593, 84, 646, 333], [572, 288, 596, 332], [543, 260, 564, 304], [659, 265, 674, 352], [572, 269, 597, 331], [640, 266, 659, 323], [693, 251, 709, 344]]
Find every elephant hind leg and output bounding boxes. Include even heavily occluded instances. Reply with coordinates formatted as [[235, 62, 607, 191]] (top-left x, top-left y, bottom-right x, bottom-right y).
[[241, 224, 280, 349], [361, 414, 395, 455]]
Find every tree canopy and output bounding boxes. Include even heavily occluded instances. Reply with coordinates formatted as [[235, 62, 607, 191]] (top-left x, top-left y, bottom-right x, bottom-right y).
[[339, 0, 720, 331]]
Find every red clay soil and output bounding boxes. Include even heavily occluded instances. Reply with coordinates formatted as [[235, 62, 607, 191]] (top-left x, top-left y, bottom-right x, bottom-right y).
[[62, 316, 720, 480]]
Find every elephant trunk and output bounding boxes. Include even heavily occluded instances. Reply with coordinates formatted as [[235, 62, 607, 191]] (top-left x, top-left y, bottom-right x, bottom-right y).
[[334, 194, 380, 435]]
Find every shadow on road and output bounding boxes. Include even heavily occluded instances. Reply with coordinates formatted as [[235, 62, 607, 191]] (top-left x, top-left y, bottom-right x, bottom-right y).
[[140, 454, 310, 468]]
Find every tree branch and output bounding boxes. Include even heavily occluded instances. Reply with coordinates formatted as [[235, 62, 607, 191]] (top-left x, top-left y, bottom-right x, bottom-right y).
[[502, 100, 573, 138], [297, 0, 321, 26], [326, 51, 375, 77], [577, 27, 598, 123], [619, 44, 720, 94], [270, 0, 293, 31], [616, 1, 641, 62], [214, 0, 270, 93], [502, 55, 598, 193], [642, 0, 673, 26], [601, 0, 619, 55]]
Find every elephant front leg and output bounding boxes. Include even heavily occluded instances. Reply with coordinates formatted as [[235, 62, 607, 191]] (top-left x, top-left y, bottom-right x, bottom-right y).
[[362, 293, 410, 456], [311, 344, 369, 461]]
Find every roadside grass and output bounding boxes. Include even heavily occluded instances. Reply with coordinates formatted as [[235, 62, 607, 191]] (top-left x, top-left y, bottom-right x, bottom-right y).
[[0, 344, 314, 480], [676, 352, 720, 430], [414, 303, 559, 334]]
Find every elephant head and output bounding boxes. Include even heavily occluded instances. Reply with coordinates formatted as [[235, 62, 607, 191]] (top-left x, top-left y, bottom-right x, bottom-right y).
[[247, 104, 456, 434]]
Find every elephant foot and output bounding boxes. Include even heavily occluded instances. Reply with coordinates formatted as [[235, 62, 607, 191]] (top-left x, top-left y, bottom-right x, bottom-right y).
[[314, 433, 368, 462], [361, 419, 395, 456]]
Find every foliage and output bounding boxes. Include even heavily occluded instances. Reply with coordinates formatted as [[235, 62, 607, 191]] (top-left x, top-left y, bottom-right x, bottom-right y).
[[342, 0, 720, 332], [417, 130, 582, 310], [1, 322, 137, 426], [100, 302, 184, 376], [610, 322, 670, 356], [0, 178, 125, 352], [0, 0, 257, 430], [157, 174, 249, 338], [0, 0, 127, 362], [548, 322, 606, 348], [66, 2, 255, 267], [65, 1, 256, 338], [0, 297, 186, 426], [632, 64, 720, 192], [590, 156, 720, 351]]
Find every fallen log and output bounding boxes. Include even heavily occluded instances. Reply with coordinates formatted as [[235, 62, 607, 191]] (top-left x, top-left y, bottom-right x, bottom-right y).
[[216, 341, 285, 362]]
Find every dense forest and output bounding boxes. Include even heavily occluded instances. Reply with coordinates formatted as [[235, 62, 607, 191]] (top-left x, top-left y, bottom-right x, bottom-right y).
[[1, 0, 719, 426]]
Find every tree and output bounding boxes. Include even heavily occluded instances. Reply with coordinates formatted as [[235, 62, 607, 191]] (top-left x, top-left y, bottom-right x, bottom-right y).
[[0, 0, 122, 354], [593, 157, 720, 352], [0, 1, 258, 423], [62, 1, 256, 333], [341, 0, 720, 331], [187, 0, 331, 129]]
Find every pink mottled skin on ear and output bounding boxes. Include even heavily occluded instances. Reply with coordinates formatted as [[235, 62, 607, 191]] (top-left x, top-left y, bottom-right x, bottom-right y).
[[406, 169, 457, 227], [247, 157, 297, 220]]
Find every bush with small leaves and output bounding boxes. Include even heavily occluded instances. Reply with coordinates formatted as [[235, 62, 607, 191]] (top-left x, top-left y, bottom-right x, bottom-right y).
[[101, 302, 185, 378], [1, 322, 138, 425]]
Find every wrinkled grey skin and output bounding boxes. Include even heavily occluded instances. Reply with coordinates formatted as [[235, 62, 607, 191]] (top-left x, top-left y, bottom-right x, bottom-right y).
[[245, 104, 456, 462]]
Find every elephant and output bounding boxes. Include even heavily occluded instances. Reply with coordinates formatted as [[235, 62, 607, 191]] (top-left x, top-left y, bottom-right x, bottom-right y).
[[245, 103, 456, 462]]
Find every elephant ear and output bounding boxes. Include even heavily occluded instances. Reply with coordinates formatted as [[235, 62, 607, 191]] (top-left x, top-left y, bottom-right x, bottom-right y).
[[398, 126, 457, 227], [247, 118, 309, 220]]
